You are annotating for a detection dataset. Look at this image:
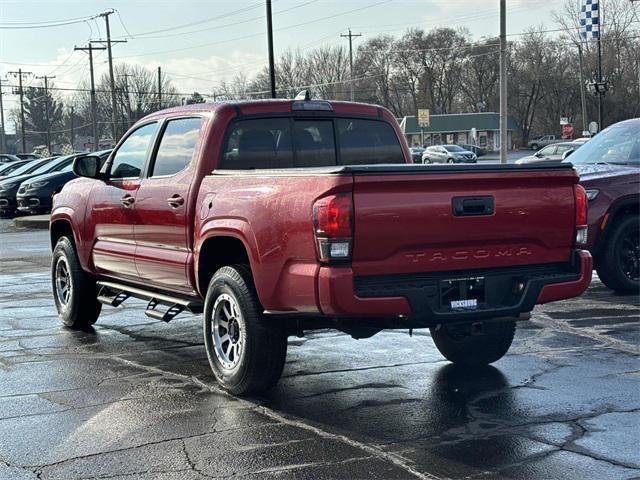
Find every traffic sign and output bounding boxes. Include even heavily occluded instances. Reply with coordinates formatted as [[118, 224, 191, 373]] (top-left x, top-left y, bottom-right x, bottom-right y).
[[418, 109, 430, 128]]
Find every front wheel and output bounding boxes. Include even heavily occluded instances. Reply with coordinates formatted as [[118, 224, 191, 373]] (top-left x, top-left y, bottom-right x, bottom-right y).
[[51, 236, 101, 328], [430, 321, 515, 366], [203, 265, 287, 395]]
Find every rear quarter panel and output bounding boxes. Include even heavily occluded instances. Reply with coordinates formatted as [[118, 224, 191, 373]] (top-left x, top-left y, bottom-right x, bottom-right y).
[[195, 173, 352, 312]]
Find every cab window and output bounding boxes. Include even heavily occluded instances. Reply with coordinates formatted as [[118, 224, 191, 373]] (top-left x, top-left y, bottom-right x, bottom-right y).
[[150, 118, 203, 177], [110, 123, 157, 179]]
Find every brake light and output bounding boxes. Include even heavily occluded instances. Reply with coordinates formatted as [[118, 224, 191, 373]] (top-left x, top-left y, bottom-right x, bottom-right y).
[[313, 194, 353, 262], [574, 184, 588, 245]]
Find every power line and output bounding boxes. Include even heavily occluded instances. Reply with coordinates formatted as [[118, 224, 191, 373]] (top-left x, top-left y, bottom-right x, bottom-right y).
[[0, 14, 100, 29], [116, 0, 391, 59]]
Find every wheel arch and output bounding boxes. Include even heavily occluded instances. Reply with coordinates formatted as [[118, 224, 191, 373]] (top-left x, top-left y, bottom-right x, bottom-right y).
[[196, 233, 254, 299], [50, 218, 77, 250]]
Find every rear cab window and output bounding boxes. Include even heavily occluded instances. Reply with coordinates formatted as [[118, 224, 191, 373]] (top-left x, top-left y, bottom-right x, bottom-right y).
[[219, 116, 403, 170]]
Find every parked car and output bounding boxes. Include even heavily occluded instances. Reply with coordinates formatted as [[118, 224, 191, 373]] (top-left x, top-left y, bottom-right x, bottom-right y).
[[459, 144, 486, 157], [422, 144, 477, 163], [565, 118, 639, 293], [0, 154, 21, 164], [17, 150, 112, 215], [0, 156, 72, 216], [409, 146, 425, 163], [0, 160, 31, 177], [573, 137, 592, 144], [14, 153, 41, 160], [50, 97, 591, 395], [516, 142, 583, 164], [528, 135, 562, 150]]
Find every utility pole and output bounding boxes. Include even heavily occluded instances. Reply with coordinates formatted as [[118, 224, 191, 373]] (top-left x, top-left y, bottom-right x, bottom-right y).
[[341, 28, 362, 102], [119, 73, 132, 128], [157, 66, 162, 110], [95, 9, 127, 142], [8, 69, 31, 153], [499, 0, 508, 164], [266, 0, 276, 98], [596, 6, 604, 130], [75, 43, 105, 152], [70, 106, 75, 150], [36, 75, 55, 154], [577, 43, 588, 135], [0, 78, 6, 153]]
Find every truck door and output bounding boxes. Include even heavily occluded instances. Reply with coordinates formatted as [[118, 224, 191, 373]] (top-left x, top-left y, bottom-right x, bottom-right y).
[[88, 122, 158, 281], [133, 117, 203, 294]]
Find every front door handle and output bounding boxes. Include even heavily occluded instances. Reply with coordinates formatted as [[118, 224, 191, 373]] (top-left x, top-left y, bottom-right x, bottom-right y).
[[167, 194, 185, 208], [121, 194, 135, 207]]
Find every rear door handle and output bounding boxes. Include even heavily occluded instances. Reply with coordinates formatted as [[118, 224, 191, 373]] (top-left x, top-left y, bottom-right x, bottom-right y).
[[167, 194, 185, 208], [121, 194, 135, 207]]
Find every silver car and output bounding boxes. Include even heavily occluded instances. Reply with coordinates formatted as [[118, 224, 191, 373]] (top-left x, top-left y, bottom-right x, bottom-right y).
[[516, 142, 583, 164], [422, 145, 477, 164]]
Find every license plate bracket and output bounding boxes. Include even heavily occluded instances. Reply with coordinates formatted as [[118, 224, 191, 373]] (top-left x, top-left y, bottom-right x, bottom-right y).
[[440, 277, 485, 311]]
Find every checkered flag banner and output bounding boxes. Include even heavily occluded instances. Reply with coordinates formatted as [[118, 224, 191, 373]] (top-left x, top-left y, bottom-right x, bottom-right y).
[[580, 0, 600, 40]]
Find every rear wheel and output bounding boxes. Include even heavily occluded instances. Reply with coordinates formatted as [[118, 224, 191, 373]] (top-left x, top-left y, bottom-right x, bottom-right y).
[[51, 236, 101, 328], [203, 265, 287, 395], [447, 158, 455, 164], [430, 321, 515, 366], [596, 215, 639, 293], [531, 143, 539, 150]]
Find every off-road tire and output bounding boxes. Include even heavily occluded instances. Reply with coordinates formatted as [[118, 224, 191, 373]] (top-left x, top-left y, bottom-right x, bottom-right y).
[[430, 321, 516, 366], [203, 265, 287, 395], [51, 236, 101, 328], [596, 215, 639, 294]]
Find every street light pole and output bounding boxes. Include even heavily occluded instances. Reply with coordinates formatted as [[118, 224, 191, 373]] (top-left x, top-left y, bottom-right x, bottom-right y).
[[75, 44, 106, 152], [499, 0, 508, 163]]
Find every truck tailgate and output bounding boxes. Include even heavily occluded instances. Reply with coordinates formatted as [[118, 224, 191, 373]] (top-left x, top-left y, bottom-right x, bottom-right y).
[[351, 165, 577, 276]]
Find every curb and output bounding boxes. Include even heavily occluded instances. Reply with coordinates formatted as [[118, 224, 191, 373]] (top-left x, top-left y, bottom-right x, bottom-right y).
[[12, 214, 50, 230]]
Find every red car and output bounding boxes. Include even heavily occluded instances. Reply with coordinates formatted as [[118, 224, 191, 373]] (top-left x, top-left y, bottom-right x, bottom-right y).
[[566, 118, 639, 293], [50, 97, 591, 395]]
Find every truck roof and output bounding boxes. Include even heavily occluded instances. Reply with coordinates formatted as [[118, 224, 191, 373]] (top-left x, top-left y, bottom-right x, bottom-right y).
[[142, 99, 390, 122]]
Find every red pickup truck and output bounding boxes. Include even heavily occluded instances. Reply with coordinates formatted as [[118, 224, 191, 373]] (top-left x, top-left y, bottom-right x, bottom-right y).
[[50, 97, 592, 395]]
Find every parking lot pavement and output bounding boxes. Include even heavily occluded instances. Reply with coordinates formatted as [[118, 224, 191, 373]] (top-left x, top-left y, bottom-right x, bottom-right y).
[[1, 221, 639, 480]]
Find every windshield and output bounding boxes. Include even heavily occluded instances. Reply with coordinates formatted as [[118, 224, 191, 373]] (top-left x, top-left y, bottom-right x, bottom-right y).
[[568, 121, 640, 165], [445, 145, 466, 152], [31, 155, 73, 175], [6, 158, 50, 176]]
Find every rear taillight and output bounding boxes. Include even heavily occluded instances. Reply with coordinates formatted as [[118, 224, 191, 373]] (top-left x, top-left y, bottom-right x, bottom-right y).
[[313, 194, 353, 262], [574, 184, 588, 246]]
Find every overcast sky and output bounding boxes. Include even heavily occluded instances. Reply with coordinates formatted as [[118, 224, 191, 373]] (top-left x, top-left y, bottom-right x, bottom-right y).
[[1, 0, 561, 112]]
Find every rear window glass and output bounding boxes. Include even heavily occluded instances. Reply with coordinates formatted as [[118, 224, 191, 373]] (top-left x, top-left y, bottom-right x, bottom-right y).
[[337, 118, 403, 165], [220, 117, 403, 169], [221, 118, 293, 169]]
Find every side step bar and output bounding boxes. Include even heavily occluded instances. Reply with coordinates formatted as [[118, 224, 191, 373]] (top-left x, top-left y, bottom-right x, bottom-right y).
[[97, 281, 204, 322]]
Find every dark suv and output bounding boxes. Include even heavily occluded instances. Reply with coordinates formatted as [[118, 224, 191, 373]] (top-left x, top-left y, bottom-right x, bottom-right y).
[[566, 118, 639, 293]]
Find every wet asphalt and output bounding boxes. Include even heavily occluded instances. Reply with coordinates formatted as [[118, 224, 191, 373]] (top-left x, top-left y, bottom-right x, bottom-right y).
[[0, 219, 639, 480]]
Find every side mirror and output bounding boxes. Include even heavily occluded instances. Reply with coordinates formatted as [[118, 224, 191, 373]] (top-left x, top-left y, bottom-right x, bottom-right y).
[[562, 149, 575, 160], [73, 155, 102, 179], [535, 152, 543, 157]]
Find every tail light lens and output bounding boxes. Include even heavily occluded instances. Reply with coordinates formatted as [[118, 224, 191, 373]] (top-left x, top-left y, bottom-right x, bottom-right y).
[[574, 184, 588, 245], [313, 194, 353, 262]]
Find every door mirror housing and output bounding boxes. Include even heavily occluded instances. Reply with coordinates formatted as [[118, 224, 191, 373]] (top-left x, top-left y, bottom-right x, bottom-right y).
[[73, 155, 103, 179], [562, 148, 575, 160], [535, 152, 544, 158]]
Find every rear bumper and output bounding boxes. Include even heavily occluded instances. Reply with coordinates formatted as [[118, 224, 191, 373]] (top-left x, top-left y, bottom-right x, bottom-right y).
[[317, 250, 592, 324]]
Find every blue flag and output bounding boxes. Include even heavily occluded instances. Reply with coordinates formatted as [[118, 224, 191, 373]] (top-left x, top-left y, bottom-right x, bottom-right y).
[[580, 0, 600, 40]]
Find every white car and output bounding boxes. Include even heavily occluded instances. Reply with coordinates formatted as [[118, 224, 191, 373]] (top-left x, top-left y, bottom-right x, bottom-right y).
[[422, 145, 477, 164]]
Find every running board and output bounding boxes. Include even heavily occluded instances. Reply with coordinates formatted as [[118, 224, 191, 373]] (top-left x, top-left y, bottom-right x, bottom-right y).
[[96, 281, 204, 321]]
